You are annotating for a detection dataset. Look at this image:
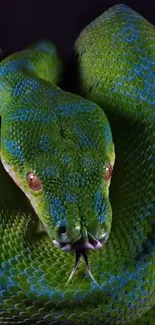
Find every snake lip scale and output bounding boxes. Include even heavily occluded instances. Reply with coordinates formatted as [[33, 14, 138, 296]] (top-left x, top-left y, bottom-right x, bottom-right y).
[[52, 236, 107, 251]]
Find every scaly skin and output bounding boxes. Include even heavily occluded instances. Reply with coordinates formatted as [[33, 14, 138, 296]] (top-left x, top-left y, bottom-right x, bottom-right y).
[[0, 35, 114, 324], [0, 4, 155, 325], [75, 3, 155, 324]]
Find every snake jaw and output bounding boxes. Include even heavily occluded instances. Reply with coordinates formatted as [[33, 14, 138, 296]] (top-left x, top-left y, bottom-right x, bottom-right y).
[[52, 235, 108, 251], [52, 222, 109, 251], [61, 244, 71, 251]]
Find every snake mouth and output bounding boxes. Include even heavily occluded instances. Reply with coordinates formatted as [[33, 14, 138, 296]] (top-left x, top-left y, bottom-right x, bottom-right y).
[[52, 232, 108, 285], [52, 233, 108, 251]]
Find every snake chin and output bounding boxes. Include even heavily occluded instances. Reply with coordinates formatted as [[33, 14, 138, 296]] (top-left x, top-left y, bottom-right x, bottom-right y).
[[53, 234, 108, 252]]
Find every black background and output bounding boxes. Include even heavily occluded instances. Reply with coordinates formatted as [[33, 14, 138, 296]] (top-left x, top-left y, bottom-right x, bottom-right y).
[[0, 0, 154, 89]]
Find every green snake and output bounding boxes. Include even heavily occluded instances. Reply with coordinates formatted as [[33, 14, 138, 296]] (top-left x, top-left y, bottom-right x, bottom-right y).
[[0, 4, 155, 324]]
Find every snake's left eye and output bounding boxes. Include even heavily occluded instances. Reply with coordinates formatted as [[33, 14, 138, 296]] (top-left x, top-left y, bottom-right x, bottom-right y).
[[27, 172, 42, 191], [104, 164, 113, 181]]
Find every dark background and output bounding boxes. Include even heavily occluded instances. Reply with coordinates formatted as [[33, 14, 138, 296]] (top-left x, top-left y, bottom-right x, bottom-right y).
[[0, 0, 154, 89]]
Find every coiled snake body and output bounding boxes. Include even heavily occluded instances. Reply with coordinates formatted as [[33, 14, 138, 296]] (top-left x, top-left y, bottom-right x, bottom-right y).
[[0, 4, 155, 325]]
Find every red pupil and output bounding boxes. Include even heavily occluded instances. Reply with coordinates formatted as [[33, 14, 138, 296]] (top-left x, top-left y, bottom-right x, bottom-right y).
[[105, 165, 112, 181], [27, 173, 41, 191]]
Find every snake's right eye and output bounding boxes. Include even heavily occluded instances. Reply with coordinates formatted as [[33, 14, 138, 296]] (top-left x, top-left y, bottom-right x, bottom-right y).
[[27, 172, 42, 191], [104, 164, 113, 181]]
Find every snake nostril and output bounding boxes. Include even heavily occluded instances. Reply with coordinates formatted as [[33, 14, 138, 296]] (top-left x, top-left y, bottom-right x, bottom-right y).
[[54, 223, 81, 243], [58, 226, 67, 235]]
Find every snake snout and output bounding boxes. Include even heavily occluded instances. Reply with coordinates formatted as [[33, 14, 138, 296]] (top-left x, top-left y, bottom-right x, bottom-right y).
[[52, 222, 108, 252], [52, 221, 81, 251]]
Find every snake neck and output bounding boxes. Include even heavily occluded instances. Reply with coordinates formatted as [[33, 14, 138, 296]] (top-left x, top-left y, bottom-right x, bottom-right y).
[[0, 41, 62, 115]]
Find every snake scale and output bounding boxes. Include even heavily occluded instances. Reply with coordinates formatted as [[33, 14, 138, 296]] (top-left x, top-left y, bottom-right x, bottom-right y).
[[0, 3, 155, 325]]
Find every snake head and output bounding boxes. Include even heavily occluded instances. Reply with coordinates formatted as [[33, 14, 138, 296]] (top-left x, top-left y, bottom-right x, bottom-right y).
[[1, 91, 115, 252]]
